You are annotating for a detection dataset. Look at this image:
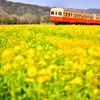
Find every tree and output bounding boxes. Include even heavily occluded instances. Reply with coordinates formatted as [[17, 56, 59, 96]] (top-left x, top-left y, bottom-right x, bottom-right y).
[[34, 15, 40, 24], [10, 17, 20, 24], [20, 13, 35, 24], [0, 15, 10, 24], [42, 16, 50, 23]]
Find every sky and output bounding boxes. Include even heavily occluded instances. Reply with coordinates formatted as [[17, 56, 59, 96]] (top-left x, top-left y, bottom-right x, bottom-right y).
[[7, 0, 100, 9]]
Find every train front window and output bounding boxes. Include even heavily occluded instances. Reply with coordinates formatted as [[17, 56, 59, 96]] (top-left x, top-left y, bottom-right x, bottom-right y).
[[58, 12, 62, 16], [51, 11, 54, 15], [55, 12, 57, 15]]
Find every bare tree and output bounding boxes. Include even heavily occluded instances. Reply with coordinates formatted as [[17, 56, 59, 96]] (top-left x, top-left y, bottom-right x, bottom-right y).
[[20, 13, 36, 24]]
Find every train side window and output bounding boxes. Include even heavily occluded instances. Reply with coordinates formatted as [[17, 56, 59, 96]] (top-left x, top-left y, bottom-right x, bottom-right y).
[[81, 15, 83, 18], [58, 12, 62, 16], [70, 13, 72, 17], [73, 14, 75, 18], [85, 15, 87, 19], [91, 16, 93, 19], [68, 13, 70, 17], [77, 14, 80, 18], [79, 15, 81, 18], [66, 13, 68, 17], [83, 15, 85, 19], [75, 14, 77, 18], [86, 16, 88, 19], [90, 16, 92, 19], [96, 17, 99, 20], [84, 15, 85, 19], [84, 15, 87, 19], [74, 14, 76, 18], [77, 14, 79, 18], [71, 13, 73, 17], [51, 11, 54, 15], [81, 15, 84, 19], [76, 14, 78, 18]]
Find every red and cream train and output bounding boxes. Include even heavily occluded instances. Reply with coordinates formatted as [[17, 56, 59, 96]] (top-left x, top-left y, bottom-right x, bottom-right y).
[[50, 8, 100, 25]]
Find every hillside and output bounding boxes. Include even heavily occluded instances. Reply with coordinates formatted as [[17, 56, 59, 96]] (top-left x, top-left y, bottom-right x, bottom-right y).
[[0, 0, 100, 24], [0, 0, 50, 15], [0, 0, 50, 24]]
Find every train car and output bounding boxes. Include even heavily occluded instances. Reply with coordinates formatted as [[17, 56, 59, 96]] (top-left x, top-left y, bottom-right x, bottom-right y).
[[50, 8, 100, 25]]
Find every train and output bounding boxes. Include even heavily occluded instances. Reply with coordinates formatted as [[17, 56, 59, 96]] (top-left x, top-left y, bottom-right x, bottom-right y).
[[50, 8, 100, 25]]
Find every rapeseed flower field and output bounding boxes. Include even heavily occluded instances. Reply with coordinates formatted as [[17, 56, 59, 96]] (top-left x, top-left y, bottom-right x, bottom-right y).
[[0, 25, 100, 100]]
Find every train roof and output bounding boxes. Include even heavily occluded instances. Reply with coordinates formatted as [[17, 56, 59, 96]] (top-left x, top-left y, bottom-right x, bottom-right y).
[[51, 7, 100, 16]]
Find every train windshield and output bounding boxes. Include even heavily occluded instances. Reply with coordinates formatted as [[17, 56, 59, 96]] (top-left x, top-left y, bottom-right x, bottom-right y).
[[51, 11, 54, 15], [58, 12, 62, 16], [51, 11, 62, 16]]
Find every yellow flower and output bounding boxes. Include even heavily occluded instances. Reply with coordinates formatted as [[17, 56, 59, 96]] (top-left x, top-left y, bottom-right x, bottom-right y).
[[14, 46, 20, 51], [45, 68, 52, 77], [64, 85, 71, 91], [48, 65, 56, 70], [3, 64, 11, 72], [37, 45, 43, 51], [0, 70, 2, 74], [38, 68, 46, 76], [27, 48, 35, 57], [37, 76, 45, 83], [73, 63, 86, 72], [1, 49, 12, 59], [15, 55, 23, 61], [27, 58, 35, 66], [89, 46, 100, 57], [44, 54, 50, 59], [61, 74, 66, 81], [52, 72, 57, 78], [86, 83, 92, 87], [70, 77, 82, 85], [38, 59, 47, 66], [77, 48, 87, 57], [27, 67, 37, 77], [93, 88, 99, 94], [86, 70, 94, 79], [25, 78, 34, 83]]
